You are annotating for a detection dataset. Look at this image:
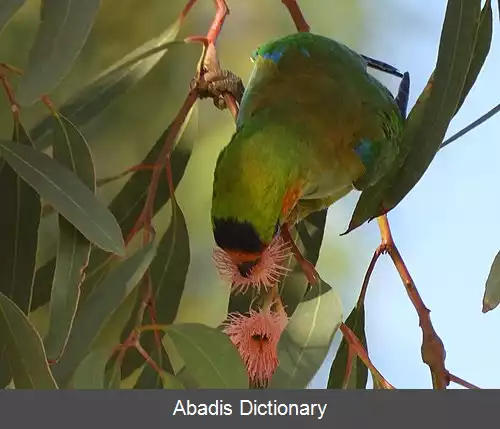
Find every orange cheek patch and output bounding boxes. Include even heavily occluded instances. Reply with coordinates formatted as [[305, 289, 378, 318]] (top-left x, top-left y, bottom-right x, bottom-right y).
[[225, 250, 263, 265]]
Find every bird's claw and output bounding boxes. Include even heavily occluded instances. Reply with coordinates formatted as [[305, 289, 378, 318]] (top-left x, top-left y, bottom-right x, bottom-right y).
[[191, 67, 245, 110]]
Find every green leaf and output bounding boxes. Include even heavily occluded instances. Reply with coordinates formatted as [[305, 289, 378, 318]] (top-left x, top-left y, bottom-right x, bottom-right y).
[[0, 292, 58, 389], [0, 140, 125, 256], [279, 210, 327, 316], [16, 0, 101, 106], [164, 323, 248, 389], [123, 196, 190, 384], [161, 372, 185, 389], [270, 276, 343, 388], [72, 347, 113, 389], [346, 0, 483, 232], [31, 19, 185, 149], [0, 0, 26, 33], [105, 362, 122, 389], [455, 0, 493, 113], [30, 108, 195, 313], [327, 304, 368, 389], [50, 241, 156, 387], [380, 0, 481, 211], [0, 123, 41, 387], [482, 251, 500, 313], [44, 116, 95, 362]]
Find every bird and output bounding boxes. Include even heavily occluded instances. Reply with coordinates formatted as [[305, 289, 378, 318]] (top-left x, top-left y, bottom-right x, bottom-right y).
[[202, 32, 409, 291]]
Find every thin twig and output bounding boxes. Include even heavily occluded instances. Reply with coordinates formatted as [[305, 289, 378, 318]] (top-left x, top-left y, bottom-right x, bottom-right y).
[[120, 0, 234, 375], [376, 215, 448, 389], [448, 372, 480, 389], [440, 102, 500, 149], [281, 0, 310, 32], [357, 247, 383, 308]]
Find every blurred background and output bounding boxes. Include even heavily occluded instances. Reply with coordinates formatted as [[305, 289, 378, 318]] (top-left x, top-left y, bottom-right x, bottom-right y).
[[0, 0, 499, 389]]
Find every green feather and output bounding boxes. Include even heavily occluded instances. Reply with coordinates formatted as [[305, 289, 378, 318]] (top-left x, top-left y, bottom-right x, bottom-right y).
[[212, 33, 404, 251]]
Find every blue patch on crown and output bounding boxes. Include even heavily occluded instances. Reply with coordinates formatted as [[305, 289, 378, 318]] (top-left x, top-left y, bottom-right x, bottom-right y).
[[261, 48, 285, 63]]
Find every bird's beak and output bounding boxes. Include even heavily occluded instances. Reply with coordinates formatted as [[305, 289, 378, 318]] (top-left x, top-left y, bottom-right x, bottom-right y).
[[236, 258, 261, 277]]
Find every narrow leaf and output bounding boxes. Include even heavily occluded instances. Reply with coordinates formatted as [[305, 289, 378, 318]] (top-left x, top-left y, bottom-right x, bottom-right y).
[[31, 19, 185, 149], [162, 372, 185, 389], [381, 0, 481, 211], [16, 0, 101, 106], [270, 276, 343, 388], [483, 251, 500, 313], [346, 0, 483, 232], [455, 0, 492, 113], [0, 140, 125, 255], [0, 0, 26, 33], [31, 108, 195, 313], [50, 241, 156, 387], [0, 292, 57, 389], [164, 323, 248, 389], [72, 347, 112, 389], [0, 123, 41, 387], [327, 304, 368, 389], [44, 116, 95, 361]]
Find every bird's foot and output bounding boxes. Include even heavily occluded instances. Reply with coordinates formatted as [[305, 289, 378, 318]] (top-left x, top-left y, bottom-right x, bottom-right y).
[[190, 67, 245, 110], [280, 222, 320, 286]]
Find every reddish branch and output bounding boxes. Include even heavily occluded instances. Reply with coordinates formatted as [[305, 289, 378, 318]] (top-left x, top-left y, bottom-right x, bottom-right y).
[[116, 0, 234, 377], [282, 0, 310, 32], [375, 215, 448, 389]]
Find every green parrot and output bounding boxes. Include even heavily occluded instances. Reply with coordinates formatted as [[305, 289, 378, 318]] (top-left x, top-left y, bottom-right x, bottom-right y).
[[206, 32, 409, 286]]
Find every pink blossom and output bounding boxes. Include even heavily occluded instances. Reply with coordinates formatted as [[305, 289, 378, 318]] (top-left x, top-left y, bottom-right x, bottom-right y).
[[213, 235, 291, 294], [223, 306, 288, 387]]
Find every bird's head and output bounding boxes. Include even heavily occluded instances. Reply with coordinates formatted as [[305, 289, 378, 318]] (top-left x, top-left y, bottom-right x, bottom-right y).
[[211, 217, 291, 293]]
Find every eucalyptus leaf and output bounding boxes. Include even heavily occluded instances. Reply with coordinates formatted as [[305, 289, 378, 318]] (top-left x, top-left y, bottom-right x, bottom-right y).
[[16, 0, 101, 105], [379, 0, 481, 213], [482, 251, 500, 313], [31, 112, 194, 312], [0, 0, 26, 33], [128, 197, 190, 386], [346, 0, 484, 232], [44, 116, 95, 362], [164, 323, 248, 389], [0, 140, 124, 256], [0, 292, 57, 389], [50, 241, 156, 387], [0, 123, 41, 387], [270, 276, 343, 388], [31, 19, 186, 149], [327, 304, 368, 389], [72, 347, 113, 389]]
